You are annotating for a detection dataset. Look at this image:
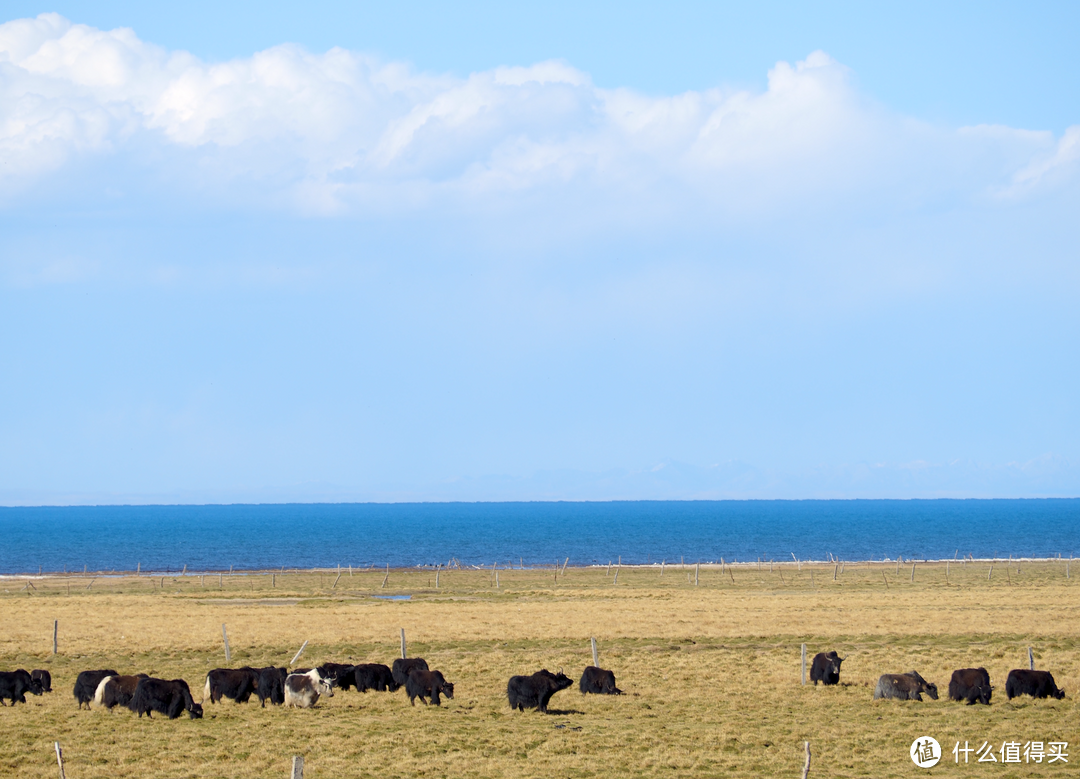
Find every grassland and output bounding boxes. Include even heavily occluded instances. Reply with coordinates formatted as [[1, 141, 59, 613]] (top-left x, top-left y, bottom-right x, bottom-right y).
[[1, 560, 1077, 778]]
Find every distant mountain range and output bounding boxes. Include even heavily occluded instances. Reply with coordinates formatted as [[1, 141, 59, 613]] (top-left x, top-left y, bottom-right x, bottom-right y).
[[3, 454, 1077, 506]]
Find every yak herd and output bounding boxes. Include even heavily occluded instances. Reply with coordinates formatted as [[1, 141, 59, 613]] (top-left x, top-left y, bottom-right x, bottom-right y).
[[810, 649, 1066, 705], [0, 659, 621, 719], [0, 650, 1067, 721]]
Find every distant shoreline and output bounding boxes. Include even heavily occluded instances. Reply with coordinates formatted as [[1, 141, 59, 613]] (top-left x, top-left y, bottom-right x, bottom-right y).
[[1, 555, 1074, 579]]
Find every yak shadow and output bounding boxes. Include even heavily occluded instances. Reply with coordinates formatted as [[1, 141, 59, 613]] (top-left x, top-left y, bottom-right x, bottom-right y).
[[544, 708, 584, 716]]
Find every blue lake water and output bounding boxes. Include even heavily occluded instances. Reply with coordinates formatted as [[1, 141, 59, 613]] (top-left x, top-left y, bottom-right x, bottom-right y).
[[0, 499, 1077, 574]]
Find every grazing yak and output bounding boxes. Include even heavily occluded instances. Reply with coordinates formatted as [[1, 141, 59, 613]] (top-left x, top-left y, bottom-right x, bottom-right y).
[[351, 663, 400, 692], [392, 658, 429, 689], [130, 677, 203, 719], [94, 674, 150, 710], [284, 670, 334, 708], [405, 669, 454, 706], [204, 667, 260, 704], [256, 667, 288, 707], [31, 669, 52, 692], [74, 669, 119, 709], [810, 652, 844, 686], [0, 669, 44, 705], [1005, 669, 1065, 700], [579, 666, 622, 695], [508, 669, 574, 713], [948, 668, 992, 705], [873, 671, 939, 701]]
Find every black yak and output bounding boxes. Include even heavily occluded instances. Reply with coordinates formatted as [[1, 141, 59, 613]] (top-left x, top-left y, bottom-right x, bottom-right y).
[[74, 669, 119, 709], [508, 669, 573, 713], [0, 670, 43, 705], [1005, 669, 1065, 700], [203, 667, 260, 704], [810, 651, 844, 685], [256, 667, 288, 707], [131, 677, 203, 719], [948, 668, 992, 705], [392, 658, 428, 688], [579, 666, 622, 695], [316, 662, 355, 689], [351, 663, 400, 692], [30, 669, 52, 692], [405, 669, 454, 706]]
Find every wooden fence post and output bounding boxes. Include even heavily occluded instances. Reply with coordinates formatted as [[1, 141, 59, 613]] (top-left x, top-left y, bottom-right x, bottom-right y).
[[332, 571, 342, 589], [435, 567, 440, 588], [1028, 646, 1034, 670], [660, 560, 665, 577], [801, 741, 811, 779], [382, 564, 389, 588], [801, 643, 806, 685], [290, 640, 309, 666], [591, 637, 599, 667], [695, 563, 699, 586], [291, 755, 304, 779], [55, 742, 66, 779], [222, 624, 231, 663], [910, 562, 915, 582], [53, 620, 58, 654], [400, 628, 407, 659]]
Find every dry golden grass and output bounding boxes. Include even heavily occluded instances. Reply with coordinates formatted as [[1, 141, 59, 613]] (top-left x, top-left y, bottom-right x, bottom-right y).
[[1, 560, 1077, 778]]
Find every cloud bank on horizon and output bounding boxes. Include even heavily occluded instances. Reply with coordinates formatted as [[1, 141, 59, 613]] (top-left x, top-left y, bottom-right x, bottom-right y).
[[1, 13, 1078, 504], [3, 13, 1077, 217]]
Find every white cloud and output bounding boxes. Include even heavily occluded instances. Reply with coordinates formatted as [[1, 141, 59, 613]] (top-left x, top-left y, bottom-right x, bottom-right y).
[[0, 13, 1074, 215], [1006, 125, 1080, 193]]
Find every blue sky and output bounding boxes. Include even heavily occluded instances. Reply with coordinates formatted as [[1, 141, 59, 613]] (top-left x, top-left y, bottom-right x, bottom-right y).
[[1, 2, 1078, 503]]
